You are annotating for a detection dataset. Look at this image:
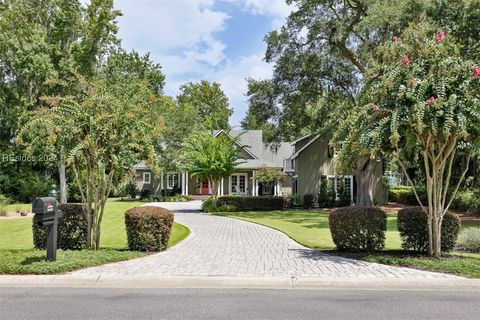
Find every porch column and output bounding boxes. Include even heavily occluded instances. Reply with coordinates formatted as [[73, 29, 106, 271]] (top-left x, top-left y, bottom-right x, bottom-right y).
[[276, 182, 283, 196], [181, 172, 186, 196], [185, 172, 189, 195], [252, 171, 257, 196], [220, 178, 224, 196]]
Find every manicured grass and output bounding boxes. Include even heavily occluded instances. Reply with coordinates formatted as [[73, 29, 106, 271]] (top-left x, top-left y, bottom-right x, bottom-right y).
[[0, 249, 147, 275], [0, 199, 191, 274], [4, 203, 31, 213], [169, 222, 190, 247], [0, 199, 190, 250], [363, 252, 480, 278], [218, 210, 401, 249]]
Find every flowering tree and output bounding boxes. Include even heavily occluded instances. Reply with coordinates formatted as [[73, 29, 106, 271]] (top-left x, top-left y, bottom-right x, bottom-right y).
[[20, 78, 163, 249], [360, 25, 480, 257], [254, 166, 286, 195]]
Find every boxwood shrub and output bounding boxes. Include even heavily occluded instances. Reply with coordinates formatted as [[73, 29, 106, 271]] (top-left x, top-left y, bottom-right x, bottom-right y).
[[397, 207, 460, 253], [303, 193, 315, 209], [32, 203, 88, 250], [218, 196, 284, 211], [329, 207, 387, 252], [388, 187, 426, 205], [124, 206, 174, 251]]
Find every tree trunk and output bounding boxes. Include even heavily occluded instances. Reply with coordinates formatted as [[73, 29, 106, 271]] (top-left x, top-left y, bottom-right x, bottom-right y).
[[163, 174, 168, 197], [210, 179, 219, 201], [58, 147, 67, 204], [354, 156, 380, 206]]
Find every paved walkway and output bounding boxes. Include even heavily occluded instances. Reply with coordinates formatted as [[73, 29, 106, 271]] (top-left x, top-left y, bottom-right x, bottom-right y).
[[71, 201, 459, 279]]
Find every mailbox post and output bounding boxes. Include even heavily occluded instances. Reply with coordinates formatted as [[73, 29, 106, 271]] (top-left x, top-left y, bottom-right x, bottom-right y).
[[32, 185, 63, 262]]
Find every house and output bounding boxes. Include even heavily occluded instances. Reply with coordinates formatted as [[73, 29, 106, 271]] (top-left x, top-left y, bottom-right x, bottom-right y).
[[134, 130, 387, 203], [284, 134, 387, 204], [134, 130, 294, 197]]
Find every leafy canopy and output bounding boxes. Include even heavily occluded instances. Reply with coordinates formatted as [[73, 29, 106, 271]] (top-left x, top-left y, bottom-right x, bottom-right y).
[[358, 25, 480, 256], [255, 166, 286, 186], [177, 80, 232, 131], [182, 132, 242, 183]]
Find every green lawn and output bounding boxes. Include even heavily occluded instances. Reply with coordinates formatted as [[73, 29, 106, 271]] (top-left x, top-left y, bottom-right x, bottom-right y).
[[218, 209, 480, 278], [219, 210, 401, 250], [0, 249, 147, 275], [0, 199, 189, 250], [0, 199, 190, 274], [4, 203, 31, 213]]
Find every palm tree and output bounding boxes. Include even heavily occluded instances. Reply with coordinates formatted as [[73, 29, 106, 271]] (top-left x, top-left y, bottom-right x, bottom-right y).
[[182, 131, 242, 200]]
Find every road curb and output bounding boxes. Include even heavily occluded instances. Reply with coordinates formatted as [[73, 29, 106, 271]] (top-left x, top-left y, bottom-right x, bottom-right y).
[[1, 275, 480, 291]]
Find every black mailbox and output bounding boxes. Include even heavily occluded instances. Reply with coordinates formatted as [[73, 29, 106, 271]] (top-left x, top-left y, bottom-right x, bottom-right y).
[[32, 185, 63, 261], [33, 197, 59, 227]]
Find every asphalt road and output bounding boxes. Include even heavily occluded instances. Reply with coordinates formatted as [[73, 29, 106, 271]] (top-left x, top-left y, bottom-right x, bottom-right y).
[[1, 287, 479, 320]]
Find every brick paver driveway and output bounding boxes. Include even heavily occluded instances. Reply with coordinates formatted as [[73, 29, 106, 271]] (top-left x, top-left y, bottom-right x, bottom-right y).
[[71, 201, 459, 279]]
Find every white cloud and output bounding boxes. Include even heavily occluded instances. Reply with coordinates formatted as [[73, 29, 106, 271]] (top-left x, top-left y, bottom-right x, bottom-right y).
[[115, 0, 229, 71], [111, 0, 292, 126], [205, 53, 273, 126], [240, 0, 292, 17]]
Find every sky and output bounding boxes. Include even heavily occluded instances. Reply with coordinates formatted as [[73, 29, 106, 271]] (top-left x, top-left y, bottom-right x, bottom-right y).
[[112, 0, 293, 127]]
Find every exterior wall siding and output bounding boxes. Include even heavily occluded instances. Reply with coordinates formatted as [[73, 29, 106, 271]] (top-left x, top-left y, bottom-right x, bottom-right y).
[[295, 138, 334, 197]]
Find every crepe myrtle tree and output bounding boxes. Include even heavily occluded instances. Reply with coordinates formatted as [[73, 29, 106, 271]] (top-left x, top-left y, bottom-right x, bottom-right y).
[[254, 166, 286, 196], [359, 25, 480, 257], [182, 132, 242, 201], [19, 77, 164, 249]]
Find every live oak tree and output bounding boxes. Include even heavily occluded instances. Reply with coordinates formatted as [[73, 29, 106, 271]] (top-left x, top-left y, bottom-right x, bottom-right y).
[[182, 132, 241, 201], [359, 26, 480, 257]]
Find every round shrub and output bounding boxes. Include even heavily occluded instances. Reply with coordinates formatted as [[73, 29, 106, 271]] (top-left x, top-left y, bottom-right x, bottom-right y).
[[457, 229, 480, 252], [329, 207, 387, 251], [32, 203, 88, 250], [397, 207, 460, 253], [124, 206, 174, 251], [303, 193, 315, 209]]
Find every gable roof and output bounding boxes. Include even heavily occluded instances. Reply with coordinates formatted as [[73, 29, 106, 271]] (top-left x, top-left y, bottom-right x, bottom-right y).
[[214, 129, 258, 160], [290, 133, 314, 145], [288, 134, 321, 159], [225, 130, 294, 169]]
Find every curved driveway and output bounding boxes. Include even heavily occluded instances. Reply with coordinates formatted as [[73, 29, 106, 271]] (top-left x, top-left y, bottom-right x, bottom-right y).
[[71, 201, 459, 279]]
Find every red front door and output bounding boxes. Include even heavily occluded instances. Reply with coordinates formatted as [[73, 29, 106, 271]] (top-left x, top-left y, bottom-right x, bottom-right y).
[[201, 179, 209, 195]]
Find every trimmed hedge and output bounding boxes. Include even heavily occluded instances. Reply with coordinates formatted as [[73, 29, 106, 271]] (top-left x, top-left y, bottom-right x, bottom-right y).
[[389, 187, 480, 216], [397, 207, 460, 253], [329, 207, 387, 252], [124, 206, 174, 251], [32, 203, 88, 250], [218, 196, 284, 211], [388, 187, 425, 205]]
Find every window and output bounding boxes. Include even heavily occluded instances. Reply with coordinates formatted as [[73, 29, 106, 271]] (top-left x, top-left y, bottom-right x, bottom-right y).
[[167, 173, 179, 189], [325, 175, 353, 201], [230, 173, 247, 195], [231, 175, 237, 194], [143, 172, 151, 184]]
